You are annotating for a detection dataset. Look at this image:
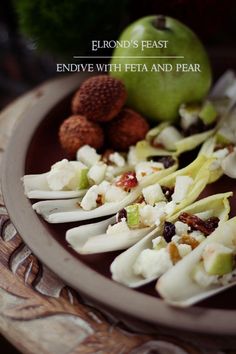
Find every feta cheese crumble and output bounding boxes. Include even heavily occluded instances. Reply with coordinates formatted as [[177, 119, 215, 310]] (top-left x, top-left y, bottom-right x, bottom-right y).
[[109, 152, 125, 167], [142, 183, 165, 206], [47, 159, 86, 191], [77, 145, 101, 166], [105, 186, 128, 203], [139, 203, 166, 227], [135, 161, 164, 182], [174, 221, 189, 236], [106, 219, 130, 235], [87, 162, 107, 185], [133, 248, 173, 279], [80, 185, 100, 210]]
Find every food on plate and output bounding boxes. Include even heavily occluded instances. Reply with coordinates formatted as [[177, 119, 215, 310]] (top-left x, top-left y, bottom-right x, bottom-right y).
[[179, 101, 217, 134], [59, 115, 104, 156], [110, 15, 212, 122], [32, 153, 178, 223], [157, 216, 236, 307], [72, 75, 127, 122], [66, 155, 214, 254], [135, 71, 236, 160], [136, 121, 214, 160], [21, 65, 236, 309], [110, 193, 231, 287], [22, 145, 133, 199], [22, 159, 89, 199], [199, 107, 236, 182], [106, 108, 149, 150]]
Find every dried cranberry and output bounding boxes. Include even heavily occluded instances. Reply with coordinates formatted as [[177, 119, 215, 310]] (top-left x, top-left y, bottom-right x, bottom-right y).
[[178, 212, 219, 236], [163, 221, 176, 242], [161, 186, 174, 202], [116, 208, 127, 223], [116, 171, 138, 191], [149, 155, 175, 169]]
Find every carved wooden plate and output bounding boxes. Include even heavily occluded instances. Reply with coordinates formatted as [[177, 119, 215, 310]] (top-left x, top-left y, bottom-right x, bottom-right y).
[[2, 73, 236, 337]]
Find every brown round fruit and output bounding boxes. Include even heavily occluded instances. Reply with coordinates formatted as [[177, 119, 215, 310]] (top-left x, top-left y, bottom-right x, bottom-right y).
[[106, 108, 149, 151], [72, 75, 127, 122], [59, 115, 104, 156]]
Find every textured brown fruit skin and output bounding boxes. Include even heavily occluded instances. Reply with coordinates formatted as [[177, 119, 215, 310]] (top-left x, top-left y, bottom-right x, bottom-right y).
[[72, 75, 127, 122], [59, 115, 104, 156], [107, 108, 149, 151]]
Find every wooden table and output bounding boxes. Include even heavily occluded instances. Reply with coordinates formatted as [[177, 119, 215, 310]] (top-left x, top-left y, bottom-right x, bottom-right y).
[[0, 77, 233, 354]]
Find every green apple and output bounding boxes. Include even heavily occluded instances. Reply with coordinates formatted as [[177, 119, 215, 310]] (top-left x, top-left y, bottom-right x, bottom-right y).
[[110, 15, 212, 122], [125, 204, 140, 228], [199, 101, 218, 125], [203, 243, 233, 276], [77, 168, 89, 190]]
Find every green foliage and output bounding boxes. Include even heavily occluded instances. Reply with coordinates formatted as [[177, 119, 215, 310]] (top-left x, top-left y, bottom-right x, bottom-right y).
[[14, 0, 129, 58]]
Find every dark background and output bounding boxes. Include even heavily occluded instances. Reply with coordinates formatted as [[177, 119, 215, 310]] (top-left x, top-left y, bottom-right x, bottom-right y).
[[0, 0, 236, 353], [0, 0, 236, 110]]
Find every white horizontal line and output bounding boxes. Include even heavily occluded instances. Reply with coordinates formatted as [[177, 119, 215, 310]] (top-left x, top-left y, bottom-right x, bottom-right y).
[[73, 56, 184, 59]]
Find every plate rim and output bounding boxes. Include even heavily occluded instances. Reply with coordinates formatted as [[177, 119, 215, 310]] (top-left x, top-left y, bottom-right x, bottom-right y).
[[2, 73, 236, 336]]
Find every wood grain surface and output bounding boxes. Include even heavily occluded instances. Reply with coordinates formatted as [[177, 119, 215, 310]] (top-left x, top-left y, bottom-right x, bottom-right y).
[[0, 76, 232, 354]]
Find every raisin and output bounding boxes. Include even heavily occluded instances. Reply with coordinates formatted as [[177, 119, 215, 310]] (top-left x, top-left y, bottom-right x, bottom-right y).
[[116, 208, 127, 223], [178, 212, 219, 236], [161, 186, 174, 202], [116, 171, 138, 191], [96, 194, 104, 206], [179, 235, 199, 249], [149, 155, 175, 169], [163, 221, 176, 242], [168, 242, 181, 264]]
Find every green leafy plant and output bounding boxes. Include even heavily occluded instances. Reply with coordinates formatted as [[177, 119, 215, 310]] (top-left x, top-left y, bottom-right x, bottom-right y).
[[14, 0, 129, 58]]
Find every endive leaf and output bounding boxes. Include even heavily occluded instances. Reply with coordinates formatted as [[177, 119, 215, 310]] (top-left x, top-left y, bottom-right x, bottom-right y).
[[157, 216, 236, 307], [111, 193, 232, 288]]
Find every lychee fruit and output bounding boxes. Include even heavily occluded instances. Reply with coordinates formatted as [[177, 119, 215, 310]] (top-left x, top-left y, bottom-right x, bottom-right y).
[[106, 108, 149, 151], [72, 75, 127, 122], [59, 115, 104, 156]]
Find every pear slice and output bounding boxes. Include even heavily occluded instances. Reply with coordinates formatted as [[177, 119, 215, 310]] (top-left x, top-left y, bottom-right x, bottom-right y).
[[66, 216, 152, 255], [156, 216, 236, 307], [202, 243, 233, 276], [32, 158, 178, 223], [110, 192, 231, 288], [65, 156, 214, 254]]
